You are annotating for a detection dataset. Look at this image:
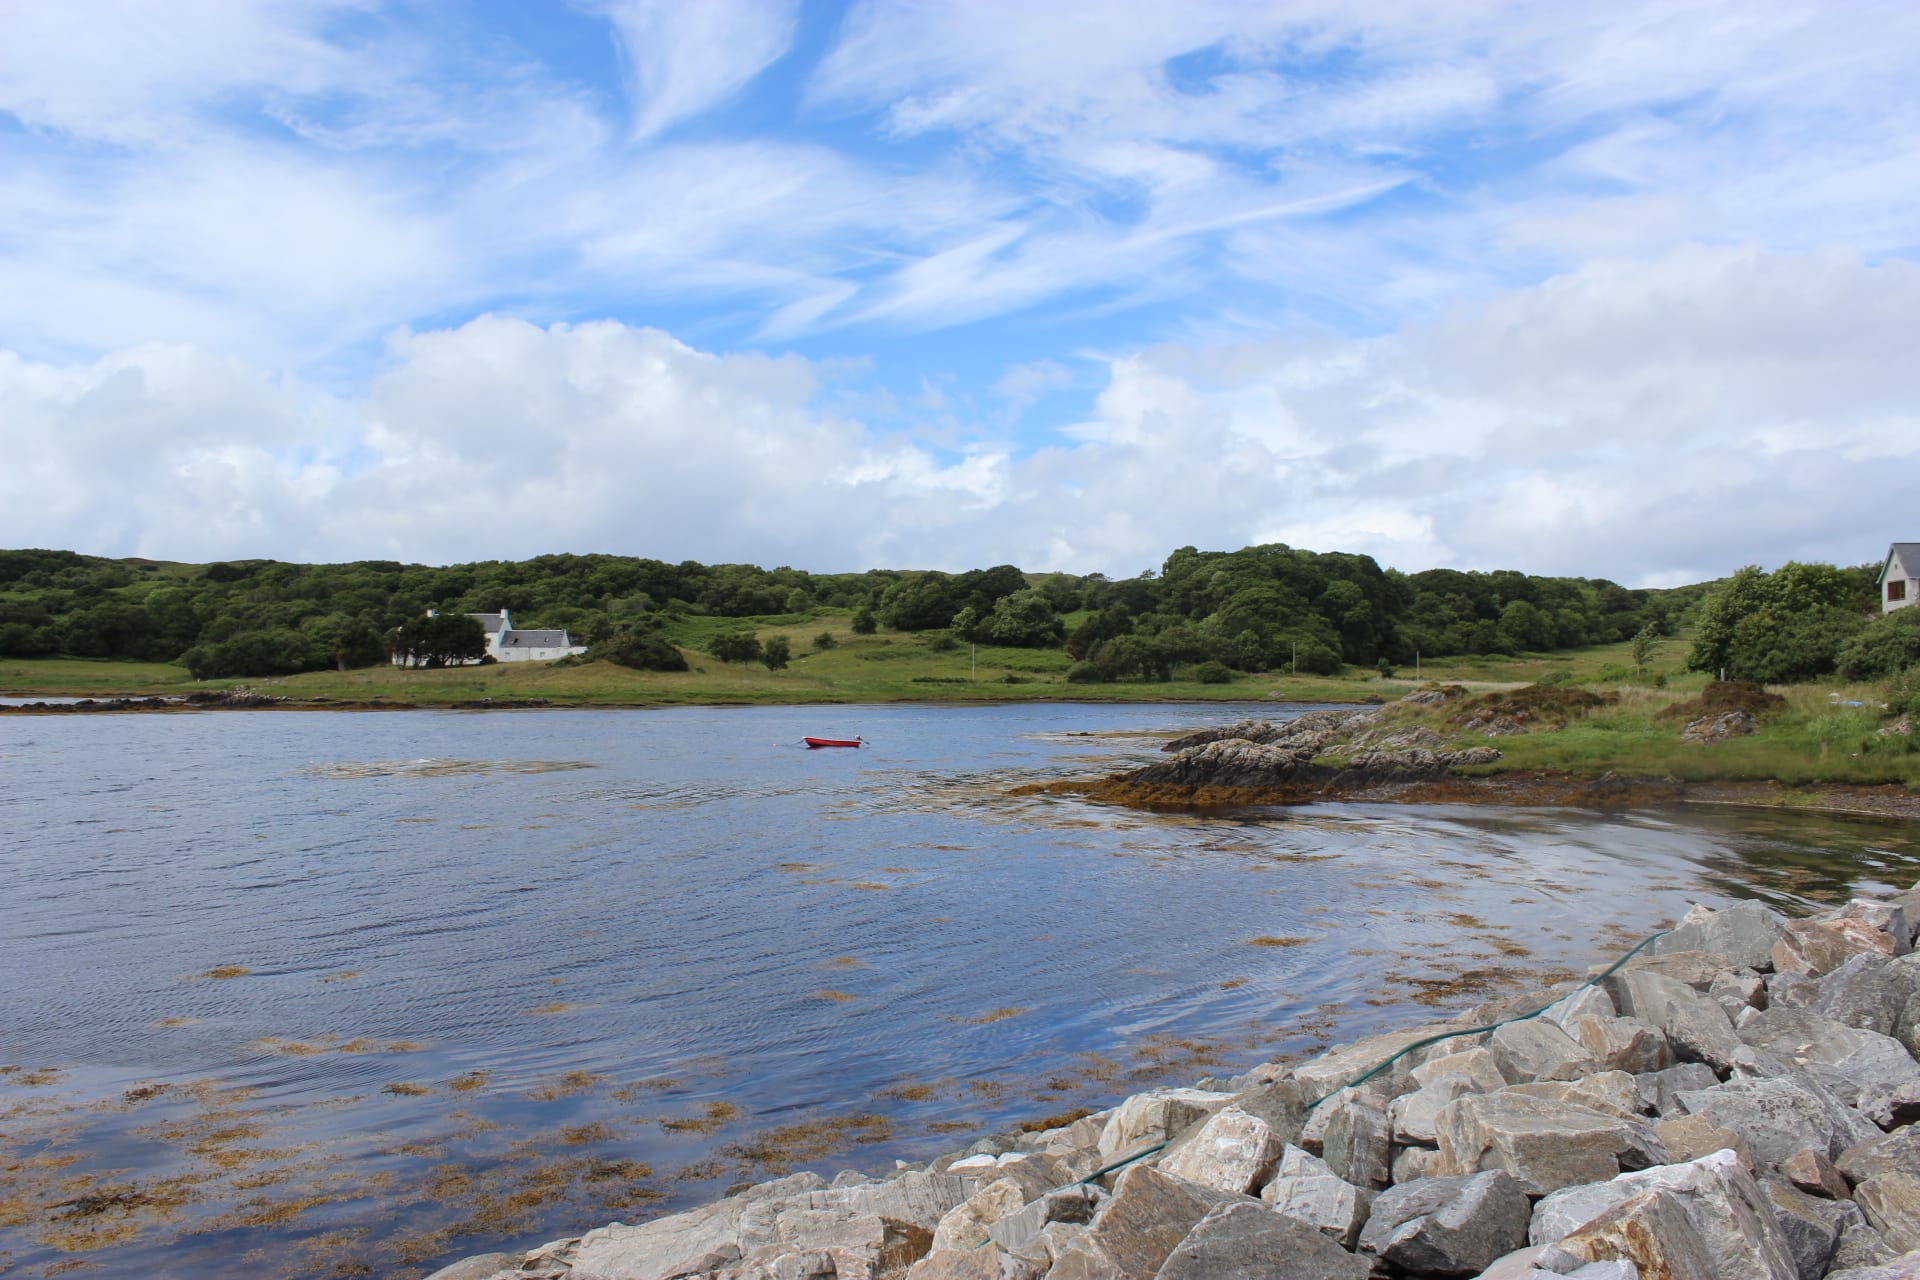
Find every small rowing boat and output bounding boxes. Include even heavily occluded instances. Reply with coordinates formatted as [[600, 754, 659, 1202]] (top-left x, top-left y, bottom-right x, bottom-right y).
[[803, 736, 864, 749]]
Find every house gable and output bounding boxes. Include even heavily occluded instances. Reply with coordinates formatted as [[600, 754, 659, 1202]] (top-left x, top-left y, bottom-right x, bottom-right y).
[[1881, 543, 1920, 612]]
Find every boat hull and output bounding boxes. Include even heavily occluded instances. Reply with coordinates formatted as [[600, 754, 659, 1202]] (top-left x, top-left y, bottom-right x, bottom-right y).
[[803, 737, 862, 749]]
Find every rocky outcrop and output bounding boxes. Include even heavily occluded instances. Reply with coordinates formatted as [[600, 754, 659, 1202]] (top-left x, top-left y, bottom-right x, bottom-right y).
[[427, 889, 1920, 1280]]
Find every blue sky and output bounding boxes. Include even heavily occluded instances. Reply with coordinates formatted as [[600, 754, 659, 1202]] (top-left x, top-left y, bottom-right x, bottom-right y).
[[4, 1, 1919, 584]]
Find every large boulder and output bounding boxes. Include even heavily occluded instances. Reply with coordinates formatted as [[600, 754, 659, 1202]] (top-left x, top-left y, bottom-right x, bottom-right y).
[[1356, 1170, 1529, 1277], [1651, 900, 1787, 972], [1154, 1201, 1370, 1280], [1261, 1146, 1373, 1249], [1676, 1075, 1880, 1164], [1813, 955, 1918, 1037], [1489, 1020, 1601, 1085], [1155, 1106, 1280, 1196], [1572, 1016, 1672, 1075], [1759, 1177, 1844, 1280], [1735, 1006, 1920, 1109], [1097, 1089, 1234, 1163], [1433, 1093, 1666, 1196], [1541, 1150, 1797, 1280], [1048, 1164, 1241, 1280], [1775, 917, 1900, 977]]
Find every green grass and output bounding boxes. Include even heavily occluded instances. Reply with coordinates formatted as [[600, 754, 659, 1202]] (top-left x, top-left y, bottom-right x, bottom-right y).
[[0, 657, 199, 695]]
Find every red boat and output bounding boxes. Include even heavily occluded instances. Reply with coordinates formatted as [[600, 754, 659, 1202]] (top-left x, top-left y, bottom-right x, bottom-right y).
[[803, 736, 864, 749]]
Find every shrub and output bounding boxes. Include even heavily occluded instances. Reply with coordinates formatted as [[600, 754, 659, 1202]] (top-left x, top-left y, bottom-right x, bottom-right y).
[[761, 637, 791, 671], [927, 632, 958, 652], [813, 632, 837, 652], [1191, 660, 1234, 684], [595, 629, 688, 672]]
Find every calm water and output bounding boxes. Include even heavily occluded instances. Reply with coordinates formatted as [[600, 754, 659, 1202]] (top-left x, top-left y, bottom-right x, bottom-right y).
[[4, 702, 1919, 1278]]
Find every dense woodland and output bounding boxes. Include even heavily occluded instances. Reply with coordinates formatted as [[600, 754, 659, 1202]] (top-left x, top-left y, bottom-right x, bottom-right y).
[[0, 544, 1884, 685]]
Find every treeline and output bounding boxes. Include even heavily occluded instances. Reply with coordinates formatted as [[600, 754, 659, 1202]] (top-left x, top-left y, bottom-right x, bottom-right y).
[[1685, 561, 1895, 683], [0, 544, 1690, 681]]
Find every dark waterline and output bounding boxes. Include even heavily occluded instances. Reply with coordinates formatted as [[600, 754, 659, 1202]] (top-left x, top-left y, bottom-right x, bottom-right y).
[[3, 702, 1918, 1277]]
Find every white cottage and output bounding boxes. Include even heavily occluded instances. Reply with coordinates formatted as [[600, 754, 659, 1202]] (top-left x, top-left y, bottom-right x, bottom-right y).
[[473, 609, 588, 662], [1880, 544, 1920, 614], [394, 608, 589, 664]]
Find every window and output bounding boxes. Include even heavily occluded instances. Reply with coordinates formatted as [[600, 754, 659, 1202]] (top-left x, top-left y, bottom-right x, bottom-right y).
[[1892, 580, 1908, 602]]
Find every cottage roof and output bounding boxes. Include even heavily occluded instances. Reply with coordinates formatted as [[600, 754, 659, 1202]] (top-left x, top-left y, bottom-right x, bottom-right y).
[[1882, 545, 1920, 583], [469, 612, 509, 634], [500, 629, 572, 647]]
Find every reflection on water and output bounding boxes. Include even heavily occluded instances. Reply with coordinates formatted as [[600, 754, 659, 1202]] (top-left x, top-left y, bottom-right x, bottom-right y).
[[3, 702, 1919, 1277]]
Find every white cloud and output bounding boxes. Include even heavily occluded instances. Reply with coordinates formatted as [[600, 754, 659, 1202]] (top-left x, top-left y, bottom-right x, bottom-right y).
[[8, 245, 1914, 584], [593, 0, 802, 141]]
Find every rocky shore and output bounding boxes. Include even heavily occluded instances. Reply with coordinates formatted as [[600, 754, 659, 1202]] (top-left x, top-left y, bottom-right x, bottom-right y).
[[427, 887, 1920, 1280], [1025, 702, 1920, 822]]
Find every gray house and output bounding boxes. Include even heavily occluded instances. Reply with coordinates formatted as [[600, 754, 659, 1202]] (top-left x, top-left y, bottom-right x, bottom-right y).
[[1880, 544, 1920, 614]]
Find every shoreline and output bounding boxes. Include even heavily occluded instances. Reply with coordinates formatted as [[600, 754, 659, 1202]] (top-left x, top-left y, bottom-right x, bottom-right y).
[[424, 892, 1920, 1280]]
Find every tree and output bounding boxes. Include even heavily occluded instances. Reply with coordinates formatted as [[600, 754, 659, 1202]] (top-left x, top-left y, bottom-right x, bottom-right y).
[[1632, 622, 1660, 670], [985, 588, 1064, 647], [761, 637, 791, 671], [707, 631, 762, 664], [395, 613, 488, 667], [851, 607, 877, 635]]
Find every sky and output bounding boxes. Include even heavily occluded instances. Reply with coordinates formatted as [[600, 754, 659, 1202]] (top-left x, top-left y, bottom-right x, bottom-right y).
[[3, 1, 1918, 587]]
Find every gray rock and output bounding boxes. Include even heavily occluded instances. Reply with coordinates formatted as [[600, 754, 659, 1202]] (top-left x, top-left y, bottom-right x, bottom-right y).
[[906, 1246, 1044, 1279], [1393, 1145, 1447, 1184], [1840, 1126, 1920, 1185], [1737, 1006, 1920, 1109], [1775, 917, 1899, 977], [1862, 1080, 1920, 1130], [1895, 993, 1920, 1058], [1825, 1249, 1920, 1279], [1814, 954, 1917, 1036], [1573, 1016, 1672, 1075], [1097, 1089, 1234, 1163], [1314, 1088, 1391, 1189], [1154, 1201, 1369, 1280], [987, 1185, 1103, 1256], [1357, 1170, 1529, 1278], [1553, 1188, 1722, 1279], [1290, 1024, 1465, 1100], [1856, 1172, 1920, 1253], [1660, 985, 1745, 1073], [933, 1178, 1028, 1253], [1219, 1077, 1315, 1154], [1636, 1062, 1720, 1116], [423, 1255, 520, 1280], [1652, 1113, 1752, 1166], [1434, 1092, 1666, 1196], [1623, 949, 1733, 990], [1544, 984, 1618, 1030], [1760, 1176, 1842, 1280], [1677, 1074, 1881, 1164], [1770, 969, 1822, 1010], [1393, 1081, 1474, 1145], [1526, 1149, 1797, 1280], [1651, 900, 1786, 972], [1490, 1020, 1602, 1085], [1602, 968, 1693, 1026], [1412, 1045, 1507, 1093], [1066, 1163, 1241, 1280], [1829, 901, 1914, 957], [1155, 1106, 1281, 1196], [1829, 1222, 1901, 1271], [1262, 1146, 1373, 1248], [1503, 1071, 1648, 1120], [1709, 968, 1768, 1017]]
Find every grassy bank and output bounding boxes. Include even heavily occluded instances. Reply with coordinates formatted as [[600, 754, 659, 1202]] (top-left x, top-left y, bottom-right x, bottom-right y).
[[10, 630, 1915, 793]]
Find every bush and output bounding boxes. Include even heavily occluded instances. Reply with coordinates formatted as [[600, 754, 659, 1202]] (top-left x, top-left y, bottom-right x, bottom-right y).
[[595, 629, 688, 672], [813, 632, 836, 652], [927, 632, 958, 652], [761, 637, 791, 671], [1066, 661, 1108, 684], [1887, 667, 1920, 719], [1838, 610, 1920, 680], [1191, 660, 1233, 684], [1376, 658, 1396, 679]]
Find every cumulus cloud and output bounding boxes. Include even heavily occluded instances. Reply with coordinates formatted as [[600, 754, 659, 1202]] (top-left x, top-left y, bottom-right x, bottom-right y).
[[5, 246, 1915, 584]]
